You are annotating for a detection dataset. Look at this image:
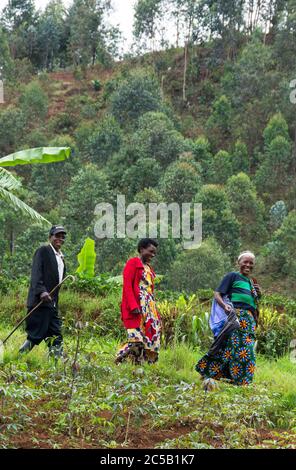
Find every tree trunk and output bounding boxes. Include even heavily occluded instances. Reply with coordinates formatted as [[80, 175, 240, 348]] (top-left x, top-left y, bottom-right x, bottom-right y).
[[293, 126, 296, 159], [263, 1, 274, 44], [151, 18, 155, 53], [0, 80, 4, 104], [254, 0, 262, 30], [183, 41, 188, 102], [182, 16, 193, 103], [9, 229, 14, 256], [248, 0, 254, 33], [161, 74, 165, 100], [92, 46, 96, 66]]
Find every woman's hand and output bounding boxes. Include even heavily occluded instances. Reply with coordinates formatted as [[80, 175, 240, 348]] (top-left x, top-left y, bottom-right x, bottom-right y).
[[131, 308, 141, 315], [40, 292, 52, 302], [223, 304, 232, 314], [253, 283, 262, 297]]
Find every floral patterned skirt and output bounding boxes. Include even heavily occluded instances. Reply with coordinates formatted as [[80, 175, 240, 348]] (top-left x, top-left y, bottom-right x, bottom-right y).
[[116, 301, 161, 365], [196, 309, 256, 386]]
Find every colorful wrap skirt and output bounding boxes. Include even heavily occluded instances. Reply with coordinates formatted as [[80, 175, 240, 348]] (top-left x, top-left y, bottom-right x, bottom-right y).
[[196, 309, 256, 386], [116, 264, 161, 365]]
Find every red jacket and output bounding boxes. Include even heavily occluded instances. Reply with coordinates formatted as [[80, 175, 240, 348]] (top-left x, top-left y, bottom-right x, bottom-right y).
[[120, 257, 156, 329]]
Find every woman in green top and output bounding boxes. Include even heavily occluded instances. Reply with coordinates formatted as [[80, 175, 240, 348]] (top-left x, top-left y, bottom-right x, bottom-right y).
[[196, 251, 261, 386]]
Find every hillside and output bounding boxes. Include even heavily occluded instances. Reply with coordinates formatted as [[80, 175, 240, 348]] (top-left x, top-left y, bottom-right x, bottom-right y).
[[0, 40, 296, 298]]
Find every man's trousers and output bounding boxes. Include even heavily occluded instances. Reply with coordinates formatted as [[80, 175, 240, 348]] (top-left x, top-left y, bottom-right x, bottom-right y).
[[25, 304, 63, 347]]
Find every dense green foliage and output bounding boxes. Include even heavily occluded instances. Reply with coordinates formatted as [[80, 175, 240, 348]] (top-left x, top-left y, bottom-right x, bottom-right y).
[[1, 0, 296, 290], [0, 0, 296, 452], [1, 279, 295, 359]]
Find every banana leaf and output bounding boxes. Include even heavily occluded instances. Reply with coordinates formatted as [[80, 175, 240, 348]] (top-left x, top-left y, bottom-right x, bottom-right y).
[[76, 238, 96, 278], [0, 147, 71, 167], [0, 168, 21, 191], [0, 186, 50, 226]]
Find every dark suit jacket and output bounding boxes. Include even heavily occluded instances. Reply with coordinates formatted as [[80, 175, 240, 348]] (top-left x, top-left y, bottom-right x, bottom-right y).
[[27, 245, 66, 308]]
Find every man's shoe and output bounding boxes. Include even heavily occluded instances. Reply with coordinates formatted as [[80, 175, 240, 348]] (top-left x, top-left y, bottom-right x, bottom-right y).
[[48, 345, 63, 360], [19, 339, 35, 354]]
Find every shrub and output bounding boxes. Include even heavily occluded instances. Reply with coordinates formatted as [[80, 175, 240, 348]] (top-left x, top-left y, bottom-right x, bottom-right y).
[[110, 70, 162, 126], [263, 211, 296, 279], [91, 79, 101, 91], [226, 172, 267, 243], [19, 82, 48, 122], [0, 107, 26, 155], [166, 238, 231, 293], [194, 185, 241, 258], [131, 111, 191, 167], [159, 155, 202, 204], [269, 201, 287, 231], [158, 294, 212, 350], [122, 157, 161, 197], [48, 112, 78, 134], [86, 115, 122, 164], [256, 307, 296, 358]]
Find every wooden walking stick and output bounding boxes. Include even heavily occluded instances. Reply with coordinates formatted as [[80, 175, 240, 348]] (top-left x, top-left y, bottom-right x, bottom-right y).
[[0, 275, 75, 355]]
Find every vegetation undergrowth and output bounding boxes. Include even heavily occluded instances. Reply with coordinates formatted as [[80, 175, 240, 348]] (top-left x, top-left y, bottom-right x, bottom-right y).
[[0, 323, 295, 450]]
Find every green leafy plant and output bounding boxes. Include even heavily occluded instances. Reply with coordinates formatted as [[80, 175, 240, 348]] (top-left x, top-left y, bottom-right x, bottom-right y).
[[76, 238, 96, 278], [256, 307, 296, 358], [91, 79, 101, 91], [0, 147, 71, 225], [158, 294, 212, 349]]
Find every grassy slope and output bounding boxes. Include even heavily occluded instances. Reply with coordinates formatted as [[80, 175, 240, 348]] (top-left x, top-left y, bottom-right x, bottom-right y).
[[0, 324, 295, 449]]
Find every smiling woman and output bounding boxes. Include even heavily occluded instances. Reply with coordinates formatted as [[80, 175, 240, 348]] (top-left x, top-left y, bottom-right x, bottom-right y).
[[115, 238, 162, 365], [196, 251, 262, 387]]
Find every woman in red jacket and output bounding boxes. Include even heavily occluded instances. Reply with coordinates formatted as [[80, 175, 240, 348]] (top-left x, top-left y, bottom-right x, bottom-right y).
[[115, 239, 161, 365]]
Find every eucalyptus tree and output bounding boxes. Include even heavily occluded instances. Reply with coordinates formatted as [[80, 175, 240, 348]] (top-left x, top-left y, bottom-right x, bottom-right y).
[[244, 0, 286, 36], [167, 238, 231, 292], [0, 27, 13, 78], [171, 0, 201, 101], [133, 0, 164, 52], [196, 0, 245, 63], [273, 0, 296, 70], [198, 0, 244, 38], [255, 113, 293, 198], [1, 0, 38, 61], [194, 184, 241, 258], [1, 0, 36, 31], [226, 172, 267, 243], [35, 0, 67, 70], [67, 0, 119, 68]]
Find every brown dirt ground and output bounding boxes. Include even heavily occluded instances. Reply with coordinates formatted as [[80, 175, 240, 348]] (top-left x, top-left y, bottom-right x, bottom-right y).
[[7, 405, 296, 449]]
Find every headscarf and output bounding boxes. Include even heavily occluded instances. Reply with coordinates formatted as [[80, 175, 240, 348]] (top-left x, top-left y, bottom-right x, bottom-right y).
[[237, 251, 255, 263]]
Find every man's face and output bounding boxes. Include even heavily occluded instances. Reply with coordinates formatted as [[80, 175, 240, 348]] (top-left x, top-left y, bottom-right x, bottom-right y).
[[50, 232, 66, 251]]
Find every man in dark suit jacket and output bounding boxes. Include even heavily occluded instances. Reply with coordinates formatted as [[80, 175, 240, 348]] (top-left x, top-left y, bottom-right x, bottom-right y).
[[19, 225, 67, 357]]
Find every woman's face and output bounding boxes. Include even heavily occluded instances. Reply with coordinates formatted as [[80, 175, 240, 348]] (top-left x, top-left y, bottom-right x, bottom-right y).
[[140, 244, 157, 263], [239, 256, 254, 277]]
